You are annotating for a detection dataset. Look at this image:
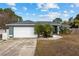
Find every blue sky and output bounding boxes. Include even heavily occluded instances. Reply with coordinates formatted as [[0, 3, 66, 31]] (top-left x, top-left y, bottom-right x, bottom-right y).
[[0, 3, 79, 21]]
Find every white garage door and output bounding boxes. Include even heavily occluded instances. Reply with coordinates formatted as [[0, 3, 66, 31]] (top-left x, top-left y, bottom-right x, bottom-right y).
[[14, 27, 37, 38]]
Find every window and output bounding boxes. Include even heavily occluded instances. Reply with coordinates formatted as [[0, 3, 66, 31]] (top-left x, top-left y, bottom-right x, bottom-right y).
[[9, 27, 13, 36]]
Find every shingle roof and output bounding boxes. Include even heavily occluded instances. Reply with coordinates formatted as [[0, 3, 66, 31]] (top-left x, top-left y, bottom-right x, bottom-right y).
[[11, 20, 35, 24], [6, 20, 61, 26]]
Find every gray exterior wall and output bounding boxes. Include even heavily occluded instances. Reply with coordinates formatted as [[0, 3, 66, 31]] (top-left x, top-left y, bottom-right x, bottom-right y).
[[6, 21, 62, 38], [9, 27, 14, 37]]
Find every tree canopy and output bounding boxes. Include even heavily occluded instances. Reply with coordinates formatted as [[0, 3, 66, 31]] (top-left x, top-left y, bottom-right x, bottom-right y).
[[34, 24, 44, 37], [34, 24, 53, 38], [53, 18, 62, 23], [0, 8, 23, 29], [69, 14, 79, 28], [75, 14, 79, 20], [69, 17, 73, 22], [43, 24, 53, 37]]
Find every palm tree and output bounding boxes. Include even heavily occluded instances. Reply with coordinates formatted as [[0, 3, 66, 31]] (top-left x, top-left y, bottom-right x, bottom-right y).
[[34, 24, 44, 37], [43, 24, 53, 37], [34, 24, 53, 38]]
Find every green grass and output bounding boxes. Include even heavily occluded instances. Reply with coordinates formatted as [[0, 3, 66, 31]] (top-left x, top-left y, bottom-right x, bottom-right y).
[[35, 34, 79, 56]]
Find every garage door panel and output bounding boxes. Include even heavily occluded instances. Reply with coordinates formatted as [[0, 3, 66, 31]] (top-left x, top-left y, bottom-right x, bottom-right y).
[[14, 27, 36, 38]]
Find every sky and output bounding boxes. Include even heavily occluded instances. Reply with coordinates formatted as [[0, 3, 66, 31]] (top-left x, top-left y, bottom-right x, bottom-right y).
[[0, 3, 79, 21]]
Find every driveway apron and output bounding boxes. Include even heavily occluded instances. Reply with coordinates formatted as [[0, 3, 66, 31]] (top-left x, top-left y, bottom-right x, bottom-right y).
[[0, 39, 37, 56]]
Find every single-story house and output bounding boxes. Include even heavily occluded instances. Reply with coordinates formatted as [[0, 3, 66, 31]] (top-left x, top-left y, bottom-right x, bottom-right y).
[[6, 20, 61, 38]]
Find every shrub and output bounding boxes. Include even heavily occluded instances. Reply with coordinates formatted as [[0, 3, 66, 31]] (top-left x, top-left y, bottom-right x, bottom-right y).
[[43, 24, 53, 38], [60, 26, 71, 34], [34, 24, 53, 38]]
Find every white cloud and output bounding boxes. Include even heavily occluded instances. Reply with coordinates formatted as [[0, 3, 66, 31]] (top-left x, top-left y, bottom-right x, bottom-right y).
[[70, 10, 74, 13], [23, 7, 27, 11], [7, 3, 17, 11], [46, 3, 59, 9], [37, 3, 60, 11], [70, 4, 74, 8], [26, 13, 35, 16], [48, 12, 61, 19], [37, 3, 44, 9], [71, 3, 79, 8], [16, 12, 23, 15], [64, 10, 74, 15], [64, 10, 68, 14], [32, 14, 36, 16], [41, 9, 47, 11], [39, 12, 61, 21], [38, 11, 70, 21], [39, 14, 48, 17], [63, 10, 69, 17], [26, 13, 29, 15], [7, 3, 16, 6], [63, 13, 69, 17], [11, 7, 17, 10], [63, 10, 74, 17], [39, 15, 43, 17], [74, 3, 79, 7]]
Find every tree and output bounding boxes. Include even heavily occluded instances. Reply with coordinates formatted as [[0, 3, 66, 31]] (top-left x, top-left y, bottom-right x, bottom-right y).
[[0, 8, 23, 29], [73, 14, 79, 28], [75, 14, 79, 20], [4, 8, 15, 14], [0, 8, 3, 12], [69, 14, 79, 28], [69, 17, 73, 22], [74, 19, 79, 28], [16, 15, 23, 22], [53, 18, 62, 23], [62, 21, 69, 26], [68, 17, 74, 28], [43, 24, 53, 37], [34, 24, 44, 37], [60, 26, 71, 34], [34, 24, 53, 38]]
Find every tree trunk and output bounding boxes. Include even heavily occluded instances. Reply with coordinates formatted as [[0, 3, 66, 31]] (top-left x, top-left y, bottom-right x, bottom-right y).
[[38, 34, 40, 38]]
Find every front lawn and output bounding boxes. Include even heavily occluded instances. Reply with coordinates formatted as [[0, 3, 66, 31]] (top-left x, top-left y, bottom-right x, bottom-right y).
[[35, 34, 79, 56]]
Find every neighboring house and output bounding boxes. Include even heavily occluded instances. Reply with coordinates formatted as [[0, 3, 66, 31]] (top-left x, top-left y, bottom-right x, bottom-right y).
[[6, 20, 61, 38]]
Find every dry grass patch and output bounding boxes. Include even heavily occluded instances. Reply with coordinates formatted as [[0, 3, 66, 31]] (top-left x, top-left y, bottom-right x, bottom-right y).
[[35, 34, 79, 56]]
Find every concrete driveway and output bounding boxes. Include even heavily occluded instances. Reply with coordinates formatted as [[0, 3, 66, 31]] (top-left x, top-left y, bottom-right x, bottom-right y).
[[0, 39, 37, 56]]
